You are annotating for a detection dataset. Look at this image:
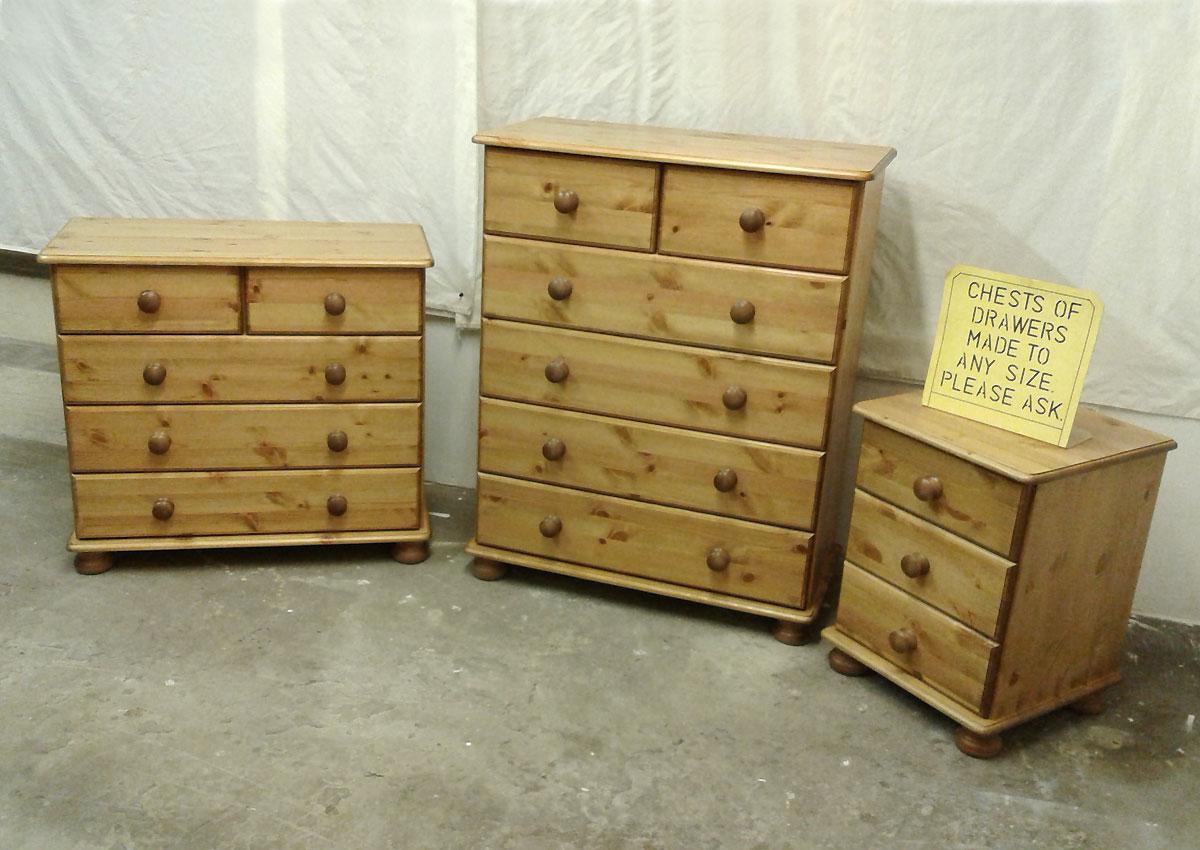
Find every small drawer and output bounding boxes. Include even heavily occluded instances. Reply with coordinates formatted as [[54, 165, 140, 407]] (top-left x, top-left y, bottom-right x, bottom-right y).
[[246, 267, 423, 334], [836, 563, 999, 711], [73, 467, 421, 538], [659, 166, 856, 273], [480, 319, 833, 449], [59, 335, 421, 404], [53, 265, 240, 333], [856, 422, 1023, 556], [847, 489, 1015, 638], [483, 148, 659, 250], [482, 235, 846, 363], [476, 473, 811, 608], [479, 399, 822, 529], [66, 403, 420, 472]]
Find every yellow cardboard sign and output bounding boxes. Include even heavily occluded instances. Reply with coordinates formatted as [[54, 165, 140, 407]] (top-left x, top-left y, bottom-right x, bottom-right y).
[[921, 265, 1103, 447]]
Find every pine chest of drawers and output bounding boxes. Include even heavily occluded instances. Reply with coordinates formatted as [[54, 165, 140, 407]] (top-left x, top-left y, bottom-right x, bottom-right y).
[[823, 392, 1175, 757], [39, 218, 433, 573], [465, 118, 895, 642]]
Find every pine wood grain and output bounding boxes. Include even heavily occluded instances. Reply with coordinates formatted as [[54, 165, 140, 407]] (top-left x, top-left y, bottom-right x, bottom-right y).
[[246, 267, 423, 334], [54, 265, 241, 333]]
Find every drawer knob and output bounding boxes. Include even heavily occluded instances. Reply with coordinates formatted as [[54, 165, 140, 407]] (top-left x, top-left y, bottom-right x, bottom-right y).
[[325, 363, 347, 386], [147, 431, 172, 455], [137, 289, 161, 314], [151, 497, 174, 521], [913, 475, 943, 502], [544, 357, 570, 383], [539, 515, 563, 538], [553, 189, 580, 214], [327, 494, 348, 517], [713, 468, 738, 492], [324, 292, 347, 316], [706, 546, 731, 571], [547, 276, 573, 301], [739, 207, 766, 233], [729, 299, 756, 324], [142, 362, 167, 386], [900, 553, 931, 578], [722, 385, 747, 411], [327, 430, 349, 452], [542, 437, 566, 461], [888, 628, 918, 654]]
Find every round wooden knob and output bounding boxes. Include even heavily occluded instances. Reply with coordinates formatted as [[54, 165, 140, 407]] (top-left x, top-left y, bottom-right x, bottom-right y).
[[147, 431, 172, 455], [327, 430, 348, 452], [912, 475, 943, 502], [151, 497, 174, 521], [547, 276, 573, 301], [722, 385, 747, 411], [327, 494, 348, 517], [539, 515, 563, 538], [739, 207, 766, 233], [544, 357, 569, 383], [713, 468, 738, 492], [542, 437, 566, 461], [888, 628, 918, 654], [325, 363, 347, 386], [142, 362, 167, 386], [706, 547, 731, 571], [137, 289, 161, 314], [901, 553, 931, 578], [729, 299, 756, 324], [553, 189, 579, 214], [324, 292, 347, 316]]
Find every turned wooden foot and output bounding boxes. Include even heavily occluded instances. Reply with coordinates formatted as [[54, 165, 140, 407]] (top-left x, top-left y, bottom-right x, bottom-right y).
[[954, 726, 1003, 759], [74, 551, 115, 575], [391, 540, 429, 564], [1068, 691, 1107, 716], [771, 620, 812, 646], [470, 557, 509, 581], [828, 647, 871, 676]]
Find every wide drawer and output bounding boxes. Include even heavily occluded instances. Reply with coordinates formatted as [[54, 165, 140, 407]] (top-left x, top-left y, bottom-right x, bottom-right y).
[[483, 148, 659, 251], [658, 166, 856, 273], [856, 422, 1023, 557], [482, 235, 846, 363], [59, 335, 421, 404], [53, 265, 240, 333], [476, 473, 811, 608], [73, 467, 421, 539], [66, 403, 420, 472], [246, 267, 423, 334], [478, 399, 822, 529], [847, 489, 1015, 638], [836, 563, 999, 712], [480, 320, 832, 448]]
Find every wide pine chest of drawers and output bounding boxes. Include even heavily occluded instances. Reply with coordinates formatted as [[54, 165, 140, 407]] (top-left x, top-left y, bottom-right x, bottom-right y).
[[465, 118, 895, 642], [39, 218, 433, 574]]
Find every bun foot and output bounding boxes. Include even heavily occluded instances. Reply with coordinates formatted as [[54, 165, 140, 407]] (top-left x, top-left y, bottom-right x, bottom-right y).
[[391, 540, 429, 564], [1068, 691, 1107, 716], [471, 557, 509, 581], [828, 647, 870, 676], [954, 726, 1003, 759], [771, 620, 812, 646], [74, 551, 115, 575]]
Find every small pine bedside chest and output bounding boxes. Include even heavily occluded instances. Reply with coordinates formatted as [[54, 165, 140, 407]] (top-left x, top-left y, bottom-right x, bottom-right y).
[[822, 391, 1175, 758], [40, 218, 433, 573]]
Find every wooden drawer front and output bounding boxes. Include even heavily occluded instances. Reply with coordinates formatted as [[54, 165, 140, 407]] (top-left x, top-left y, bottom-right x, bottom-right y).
[[246, 267, 423, 334], [483, 148, 659, 250], [54, 265, 240, 333], [479, 399, 822, 529], [847, 489, 1014, 638], [482, 235, 845, 363], [856, 422, 1023, 556], [66, 403, 420, 472], [658, 166, 856, 273], [837, 564, 999, 711], [476, 474, 811, 607], [60, 335, 421, 404], [73, 467, 421, 538], [480, 320, 833, 448]]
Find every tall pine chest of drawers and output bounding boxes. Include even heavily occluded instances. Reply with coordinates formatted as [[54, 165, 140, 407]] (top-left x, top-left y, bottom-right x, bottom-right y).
[[40, 218, 433, 573], [466, 118, 895, 642]]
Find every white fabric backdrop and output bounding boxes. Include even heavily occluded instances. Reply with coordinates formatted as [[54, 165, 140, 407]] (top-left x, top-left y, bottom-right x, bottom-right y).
[[2, 0, 1197, 417]]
